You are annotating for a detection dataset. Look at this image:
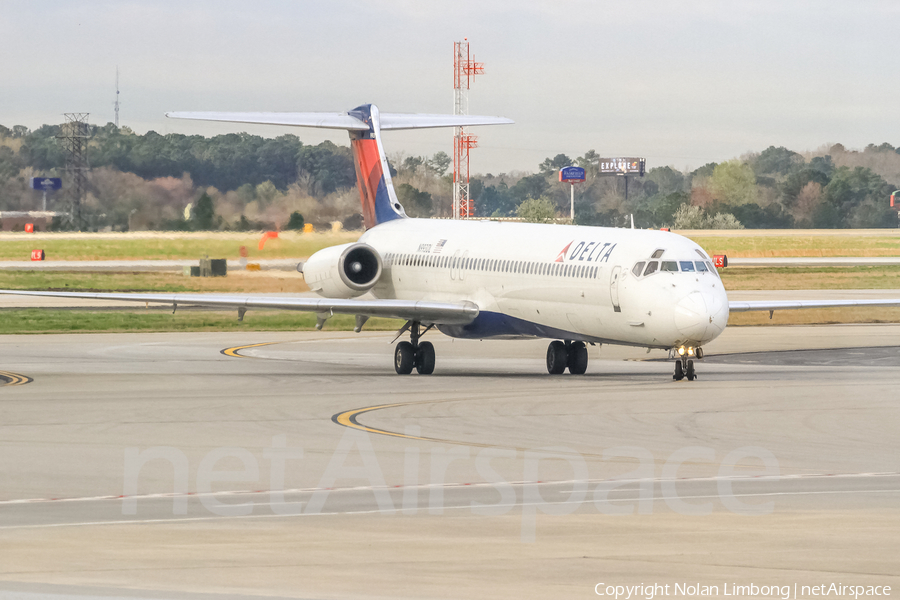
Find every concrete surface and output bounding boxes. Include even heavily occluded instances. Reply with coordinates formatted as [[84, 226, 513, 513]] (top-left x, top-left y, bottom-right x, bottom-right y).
[[0, 326, 898, 599]]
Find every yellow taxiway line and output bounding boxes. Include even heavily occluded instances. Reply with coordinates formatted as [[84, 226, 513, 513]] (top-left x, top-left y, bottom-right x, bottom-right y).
[[0, 370, 33, 386]]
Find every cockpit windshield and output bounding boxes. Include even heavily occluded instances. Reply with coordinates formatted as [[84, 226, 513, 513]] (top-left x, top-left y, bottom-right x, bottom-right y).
[[632, 254, 717, 278]]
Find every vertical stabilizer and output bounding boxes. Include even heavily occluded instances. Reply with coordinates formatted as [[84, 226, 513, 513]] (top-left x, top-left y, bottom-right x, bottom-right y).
[[347, 104, 406, 229]]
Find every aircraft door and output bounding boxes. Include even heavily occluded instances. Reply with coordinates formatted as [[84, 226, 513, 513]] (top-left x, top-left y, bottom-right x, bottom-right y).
[[450, 250, 460, 280], [610, 265, 622, 313]]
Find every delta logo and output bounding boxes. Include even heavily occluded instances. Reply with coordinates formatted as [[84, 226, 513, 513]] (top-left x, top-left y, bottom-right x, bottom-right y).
[[555, 240, 617, 263]]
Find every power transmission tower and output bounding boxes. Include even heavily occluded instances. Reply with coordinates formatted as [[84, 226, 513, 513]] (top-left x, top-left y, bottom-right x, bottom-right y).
[[58, 113, 91, 229], [452, 39, 484, 219]]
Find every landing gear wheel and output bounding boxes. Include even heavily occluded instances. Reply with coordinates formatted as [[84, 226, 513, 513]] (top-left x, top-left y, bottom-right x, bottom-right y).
[[567, 341, 588, 375], [415, 341, 435, 375], [685, 360, 696, 381], [394, 341, 414, 375], [546, 341, 567, 374], [673, 360, 684, 381]]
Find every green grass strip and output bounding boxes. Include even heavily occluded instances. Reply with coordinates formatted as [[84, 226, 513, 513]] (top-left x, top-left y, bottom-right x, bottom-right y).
[[0, 309, 402, 334]]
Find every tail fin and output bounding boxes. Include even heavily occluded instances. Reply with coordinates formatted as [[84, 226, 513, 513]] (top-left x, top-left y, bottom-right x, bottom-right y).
[[166, 106, 513, 229], [346, 104, 405, 229]]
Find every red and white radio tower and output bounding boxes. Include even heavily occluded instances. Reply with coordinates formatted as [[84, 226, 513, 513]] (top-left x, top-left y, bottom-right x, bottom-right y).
[[453, 39, 484, 219]]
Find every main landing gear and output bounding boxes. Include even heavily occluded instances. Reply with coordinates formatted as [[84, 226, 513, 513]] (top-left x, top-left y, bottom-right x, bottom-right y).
[[672, 345, 703, 381], [546, 340, 588, 375], [394, 321, 435, 375]]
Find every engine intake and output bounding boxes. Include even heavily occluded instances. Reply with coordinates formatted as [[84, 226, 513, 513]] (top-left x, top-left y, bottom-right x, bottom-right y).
[[342, 244, 381, 290], [301, 242, 383, 298]]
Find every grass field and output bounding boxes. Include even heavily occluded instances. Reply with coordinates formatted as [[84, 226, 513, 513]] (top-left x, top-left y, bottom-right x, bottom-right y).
[[0, 270, 311, 294], [0, 309, 402, 335], [689, 233, 900, 257], [0, 231, 360, 261], [718, 265, 900, 290]]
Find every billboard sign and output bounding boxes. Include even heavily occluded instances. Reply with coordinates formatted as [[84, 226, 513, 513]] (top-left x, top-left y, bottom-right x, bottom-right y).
[[31, 177, 62, 191], [559, 166, 585, 183], [598, 158, 645, 176]]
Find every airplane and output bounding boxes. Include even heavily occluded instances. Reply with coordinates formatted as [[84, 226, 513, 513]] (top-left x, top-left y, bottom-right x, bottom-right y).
[[3, 103, 900, 380]]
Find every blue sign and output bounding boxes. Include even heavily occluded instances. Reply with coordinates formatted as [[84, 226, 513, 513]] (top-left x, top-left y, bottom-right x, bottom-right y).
[[31, 177, 62, 191], [559, 166, 585, 183]]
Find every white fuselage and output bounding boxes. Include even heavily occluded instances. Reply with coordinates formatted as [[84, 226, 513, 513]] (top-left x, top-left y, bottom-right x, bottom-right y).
[[357, 219, 729, 350]]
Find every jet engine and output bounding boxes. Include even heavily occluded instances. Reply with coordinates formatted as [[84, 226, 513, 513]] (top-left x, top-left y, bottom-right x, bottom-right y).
[[300, 243, 383, 298]]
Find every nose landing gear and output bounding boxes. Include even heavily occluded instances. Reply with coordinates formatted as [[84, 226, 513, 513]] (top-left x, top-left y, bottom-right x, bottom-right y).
[[672, 346, 702, 381], [394, 321, 435, 375], [546, 340, 588, 375]]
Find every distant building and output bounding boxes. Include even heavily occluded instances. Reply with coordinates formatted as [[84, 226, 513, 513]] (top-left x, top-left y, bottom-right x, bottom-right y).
[[0, 211, 69, 232]]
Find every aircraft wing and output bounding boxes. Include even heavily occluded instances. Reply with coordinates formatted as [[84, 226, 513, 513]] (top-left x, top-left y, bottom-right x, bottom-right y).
[[0, 290, 479, 325], [729, 299, 900, 313]]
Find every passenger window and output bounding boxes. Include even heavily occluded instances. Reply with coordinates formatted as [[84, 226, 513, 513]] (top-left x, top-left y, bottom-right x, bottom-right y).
[[651, 249, 665, 259], [695, 261, 709, 272], [643, 261, 658, 276], [680, 261, 695, 272], [632, 261, 646, 277], [661, 261, 678, 272]]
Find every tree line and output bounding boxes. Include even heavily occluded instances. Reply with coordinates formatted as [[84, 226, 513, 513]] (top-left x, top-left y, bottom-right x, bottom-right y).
[[1, 121, 898, 230]]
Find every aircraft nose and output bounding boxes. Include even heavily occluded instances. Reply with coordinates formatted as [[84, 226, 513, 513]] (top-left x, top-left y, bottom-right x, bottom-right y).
[[705, 288, 729, 339], [674, 290, 729, 343], [674, 291, 710, 341]]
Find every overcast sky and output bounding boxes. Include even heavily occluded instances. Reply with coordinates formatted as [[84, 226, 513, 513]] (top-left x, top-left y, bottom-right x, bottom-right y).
[[2, 0, 898, 174]]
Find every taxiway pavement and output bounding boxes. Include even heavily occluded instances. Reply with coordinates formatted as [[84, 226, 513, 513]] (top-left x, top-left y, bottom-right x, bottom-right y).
[[0, 325, 898, 599]]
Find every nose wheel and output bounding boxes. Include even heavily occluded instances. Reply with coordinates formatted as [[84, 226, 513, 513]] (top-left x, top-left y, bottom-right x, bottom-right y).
[[394, 321, 435, 375], [672, 348, 701, 381], [546, 340, 588, 375]]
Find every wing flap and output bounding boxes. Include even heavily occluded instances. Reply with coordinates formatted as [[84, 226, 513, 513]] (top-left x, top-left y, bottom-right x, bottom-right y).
[[0, 290, 479, 325]]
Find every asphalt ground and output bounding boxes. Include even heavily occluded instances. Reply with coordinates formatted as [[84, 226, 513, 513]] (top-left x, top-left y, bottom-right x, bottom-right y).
[[0, 325, 898, 599]]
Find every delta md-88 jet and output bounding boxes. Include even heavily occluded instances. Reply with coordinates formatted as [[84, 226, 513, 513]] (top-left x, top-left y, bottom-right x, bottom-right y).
[[4, 104, 900, 379]]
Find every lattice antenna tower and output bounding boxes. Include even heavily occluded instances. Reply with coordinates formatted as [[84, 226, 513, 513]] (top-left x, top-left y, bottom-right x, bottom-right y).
[[114, 67, 120, 127], [452, 39, 484, 219], [58, 113, 91, 228]]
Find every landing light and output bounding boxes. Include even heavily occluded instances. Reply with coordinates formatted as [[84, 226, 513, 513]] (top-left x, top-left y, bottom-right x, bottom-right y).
[[677, 346, 686, 356], [687, 346, 695, 356]]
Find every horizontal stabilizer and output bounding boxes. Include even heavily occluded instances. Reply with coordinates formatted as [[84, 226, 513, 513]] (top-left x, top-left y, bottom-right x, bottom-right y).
[[379, 114, 514, 130], [165, 112, 371, 130], [166, 111, 513, 131]]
